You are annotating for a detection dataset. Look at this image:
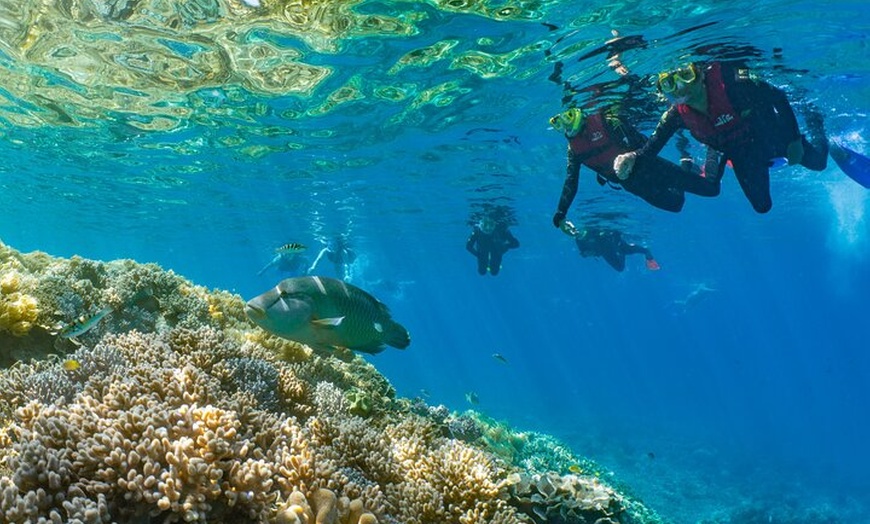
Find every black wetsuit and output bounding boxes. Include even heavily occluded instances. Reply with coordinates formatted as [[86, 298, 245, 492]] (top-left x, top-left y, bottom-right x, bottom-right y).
[[553, 112, 719, 225], [636, 62, 828, 213], [466, 226, 520, 276], [575, 229, 653, 272]]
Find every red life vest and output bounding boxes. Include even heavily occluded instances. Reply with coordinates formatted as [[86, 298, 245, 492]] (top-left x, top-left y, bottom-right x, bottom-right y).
[[676, 62, 754, 152], [567, 112, 626, 175]]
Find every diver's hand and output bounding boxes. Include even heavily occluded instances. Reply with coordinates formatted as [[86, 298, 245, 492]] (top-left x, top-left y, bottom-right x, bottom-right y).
[[613, 152, 637, 180], [559, 220, 579, 236], [552, 210, 567, 229], [786, 138, 804, 165]]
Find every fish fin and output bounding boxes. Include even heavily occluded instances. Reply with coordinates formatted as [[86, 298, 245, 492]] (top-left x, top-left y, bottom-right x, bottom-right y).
[[353, 343, 387, 355], [830, 140, 870, 188], [311, 316, 344, 327]]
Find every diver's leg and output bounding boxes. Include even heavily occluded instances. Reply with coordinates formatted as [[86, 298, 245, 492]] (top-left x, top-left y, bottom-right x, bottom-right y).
[[799, 109, 829, 171], [602, 250, 626, 272], [489, 252, 504, 275], [476, 253, 488, 275], [649, 156, 720, 197], [622, 166, 686, 213], [623, 243, 652, 259], [731, 156, 772, 213]]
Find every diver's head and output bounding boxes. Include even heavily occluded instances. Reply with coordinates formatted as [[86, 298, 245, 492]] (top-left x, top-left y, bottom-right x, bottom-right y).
[[549, 107, 585, 138], [657, 63, 703, 104], [478, 216, 496, 234]]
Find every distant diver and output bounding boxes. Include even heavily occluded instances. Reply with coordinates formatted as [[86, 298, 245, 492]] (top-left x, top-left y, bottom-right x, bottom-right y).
[[572, 226, 660, 272], [308, 236, 357, 282], [257, 243, 308, 276], [465, 216, 519, 276]]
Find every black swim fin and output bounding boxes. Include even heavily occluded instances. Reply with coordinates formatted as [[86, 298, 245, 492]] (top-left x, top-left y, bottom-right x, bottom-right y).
[[830, 140, 870, 189]]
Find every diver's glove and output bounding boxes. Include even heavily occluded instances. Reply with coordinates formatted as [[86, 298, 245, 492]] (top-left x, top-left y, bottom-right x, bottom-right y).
[[786, 138, 805, 165], [613, 151, 637, 180], [552, 210, 567, 229]]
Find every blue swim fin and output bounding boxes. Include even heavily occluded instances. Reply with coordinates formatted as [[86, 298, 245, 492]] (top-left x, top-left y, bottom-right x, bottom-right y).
[[830, 140, 870, 189]]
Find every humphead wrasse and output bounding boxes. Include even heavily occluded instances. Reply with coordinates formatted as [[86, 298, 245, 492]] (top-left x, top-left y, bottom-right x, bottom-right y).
[[245, 276, 410, 354]]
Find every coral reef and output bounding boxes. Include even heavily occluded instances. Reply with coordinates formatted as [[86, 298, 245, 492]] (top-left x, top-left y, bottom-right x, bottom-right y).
[[0, 242, 661, 523]]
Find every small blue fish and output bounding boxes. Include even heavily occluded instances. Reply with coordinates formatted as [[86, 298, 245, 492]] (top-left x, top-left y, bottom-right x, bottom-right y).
[[465, 391, 479, 405], [492, 353, 508, 364], [58, 307, 112, 339]]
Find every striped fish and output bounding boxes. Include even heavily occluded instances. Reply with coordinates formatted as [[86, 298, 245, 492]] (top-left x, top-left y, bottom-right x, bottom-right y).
[[275, 242, 306, 254]]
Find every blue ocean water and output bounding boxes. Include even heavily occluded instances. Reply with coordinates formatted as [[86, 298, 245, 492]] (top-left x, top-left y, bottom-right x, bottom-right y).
[[1, 0, 868, 521]]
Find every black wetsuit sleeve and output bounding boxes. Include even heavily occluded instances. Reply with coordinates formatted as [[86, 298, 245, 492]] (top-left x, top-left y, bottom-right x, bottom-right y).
[[725, 70, 801, 142], [465, 231, 479, 256], [636, 106, 683, 158], [555, 148, 582, 217], [504, 230, 520, 250], [759, 82, 801, 141]]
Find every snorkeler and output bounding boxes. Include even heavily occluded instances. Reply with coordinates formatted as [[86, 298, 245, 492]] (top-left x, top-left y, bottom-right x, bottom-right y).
[[257, 243, 309, 276], [465, 216, 519, 276], [613, 61, 830, 213], [572, 227, 659, 272], [308, 236, 357, 282], [550, 106, 720, 233]]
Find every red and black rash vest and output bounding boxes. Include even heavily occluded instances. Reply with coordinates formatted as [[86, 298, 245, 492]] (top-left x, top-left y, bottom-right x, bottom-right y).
[[567, 113, 627, 174], [676, 62, 754, 153]]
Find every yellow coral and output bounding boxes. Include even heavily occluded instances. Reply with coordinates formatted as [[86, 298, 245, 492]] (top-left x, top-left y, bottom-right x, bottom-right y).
[[0, 291, 39, 336], [1, 271, 21, 294]]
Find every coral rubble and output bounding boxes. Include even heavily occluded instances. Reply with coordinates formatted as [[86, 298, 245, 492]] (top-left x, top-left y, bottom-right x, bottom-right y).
[[0, 240, 662, 523]]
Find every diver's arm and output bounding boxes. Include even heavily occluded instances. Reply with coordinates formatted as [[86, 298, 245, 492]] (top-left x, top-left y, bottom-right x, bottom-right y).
[[553, 149, 581, 227], [504, 230, 520, 250], [764, 84, 801, 141], [307, 248, 328, 274], [465, 231, 479, 256], [257, 254, 279, 276], [636, 106, 682, 158]]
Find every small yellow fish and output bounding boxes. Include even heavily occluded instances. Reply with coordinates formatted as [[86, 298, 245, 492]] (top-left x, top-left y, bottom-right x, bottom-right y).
[[276, 242, 306, 254], [62, 359, 81, 371], [568, 464, 583, 474], [492, 353, 508, 364], [465, 391, 479, 405]]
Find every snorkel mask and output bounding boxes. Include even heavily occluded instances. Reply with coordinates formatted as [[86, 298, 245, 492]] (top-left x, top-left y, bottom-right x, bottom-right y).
[[657, 64, 700, 103], [478, 217, 496, 234], [549, 107, 585, 137]]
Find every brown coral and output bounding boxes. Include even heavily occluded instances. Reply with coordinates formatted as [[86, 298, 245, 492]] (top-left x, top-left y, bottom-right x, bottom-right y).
[[0, 243, 659, 524]]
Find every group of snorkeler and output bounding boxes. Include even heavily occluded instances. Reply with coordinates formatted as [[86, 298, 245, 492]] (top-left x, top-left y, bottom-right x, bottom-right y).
[[546, 49, 834, 272], [265, 38, 855, 278]]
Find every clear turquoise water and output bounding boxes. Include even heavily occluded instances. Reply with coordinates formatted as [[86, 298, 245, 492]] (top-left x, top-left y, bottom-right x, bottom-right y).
[[1, 0, 869, 521]]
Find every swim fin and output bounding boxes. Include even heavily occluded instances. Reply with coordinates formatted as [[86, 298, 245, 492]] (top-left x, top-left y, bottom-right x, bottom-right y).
[[830, 140, 870, 189], [645, 258, 660, 271]]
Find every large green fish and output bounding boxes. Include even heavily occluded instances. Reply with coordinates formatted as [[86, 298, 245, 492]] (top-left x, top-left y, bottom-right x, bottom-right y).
[[245, 276, 410, 354]]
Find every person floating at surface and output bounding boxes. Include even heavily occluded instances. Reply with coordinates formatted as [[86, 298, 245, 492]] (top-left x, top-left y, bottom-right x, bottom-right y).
[[465, 216, 519, 276], [257, 251, 308, 276], [613, 61, 829, 213], [573, 227, 660, 272], [308, 236, 357, 282], [550, 106, 720, 234]]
